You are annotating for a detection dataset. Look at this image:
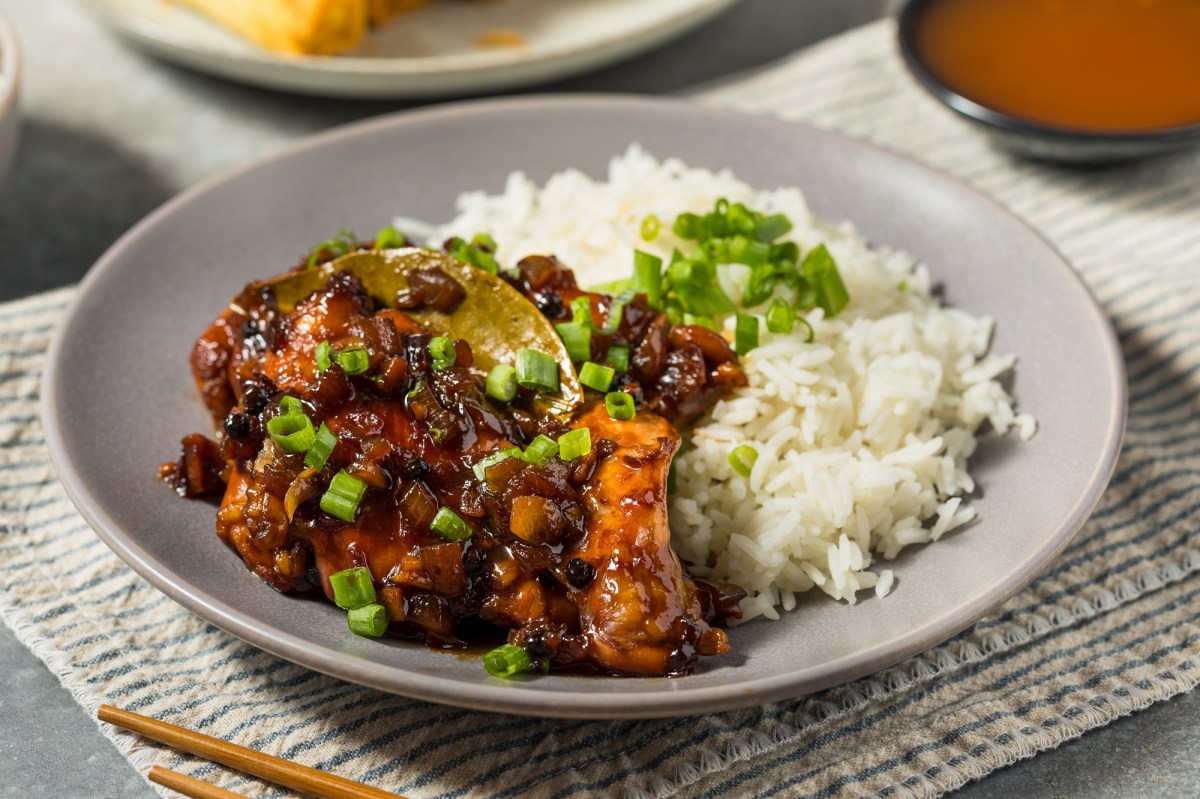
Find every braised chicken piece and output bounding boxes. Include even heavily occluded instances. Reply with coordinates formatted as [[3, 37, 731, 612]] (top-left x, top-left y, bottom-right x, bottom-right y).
[[165, 249, 745, 676]]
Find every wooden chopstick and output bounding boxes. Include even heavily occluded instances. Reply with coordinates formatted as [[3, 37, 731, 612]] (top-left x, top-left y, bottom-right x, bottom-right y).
[[99, 704, 405, 799], [148, 766, 247, 799]]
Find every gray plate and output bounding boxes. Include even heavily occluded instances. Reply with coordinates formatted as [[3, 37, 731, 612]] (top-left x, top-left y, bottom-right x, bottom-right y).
[[42, 96, 1125, 719]]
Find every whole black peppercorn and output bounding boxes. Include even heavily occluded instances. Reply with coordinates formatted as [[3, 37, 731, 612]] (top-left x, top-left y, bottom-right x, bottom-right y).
[[399, 457, 431, 481], [223, 412, 251, 439], [241, 375, 276, 415], [535, 292, 564, 319], [524, 630, 552, 659], [565, 558, 596, 589], [461, 545, 487, 576]]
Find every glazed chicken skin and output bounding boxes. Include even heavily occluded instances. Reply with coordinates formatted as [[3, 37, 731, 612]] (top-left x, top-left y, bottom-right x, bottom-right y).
[[168, 249, 745, 676]]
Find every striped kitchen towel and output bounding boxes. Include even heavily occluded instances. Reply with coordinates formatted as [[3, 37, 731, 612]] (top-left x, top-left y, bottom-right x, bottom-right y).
[[3, 18, 1200, 799]]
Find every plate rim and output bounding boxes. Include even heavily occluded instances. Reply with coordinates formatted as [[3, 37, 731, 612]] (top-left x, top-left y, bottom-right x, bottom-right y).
[[41, 94, 1128, 718], [81, 0, 738, 77]]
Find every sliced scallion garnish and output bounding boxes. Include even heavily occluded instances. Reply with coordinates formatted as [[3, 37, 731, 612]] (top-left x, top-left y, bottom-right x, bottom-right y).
[[329, 566, 375, 610], [558, 428, 592, 461], [766, 298, 795, 334], [473, 447, 522, 481], [321, 470, 368, 522], [336, 346, 370, 376], [347, 603, 388, 637], [554, 322, 591, 364], [304, 423, 338, 470], [516, 348, 560, 393], [486, 364, 517, 402], [606, 343, 630, 373], [483, 643, 531, 679], [428, 336, 456, 371], [632, 250, 664, 310], [315, 341, 332, 373], [605, 391, 635, 421], [431, 507, 472, 542], [734, 313, 759, 356], [800, 244, 850, 317], [266, 410, 315, 453], [306, 230, 357, 269], [522, 435, 559, 466], [578, 361, 615, 393], [570, 296, 593, 328], [601, 290, 635, 334], [279, 395, 304, 416], [728, 445, 758, 478], [374, 225, 405, 249], [641, 214, 660, 242]]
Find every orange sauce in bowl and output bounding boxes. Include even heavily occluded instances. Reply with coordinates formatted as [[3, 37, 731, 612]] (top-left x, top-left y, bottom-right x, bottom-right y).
[[912, 0, 1200, 133]]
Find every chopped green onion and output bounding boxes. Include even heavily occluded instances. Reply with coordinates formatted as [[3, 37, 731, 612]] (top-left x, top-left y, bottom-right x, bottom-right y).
[[678, 283, 735, 317], [429, 336, 456, 371], [641, 214, 661, 242], [486, 364, 517, 402], [570, 296, 593, 328], [588, 278, 633, 294], [516, 349, 560, 393], [483, 643, 531, 679], [279, 395, 303, 415], [632, 250, 664, 310], [471, 232, 497, 251], [304, 423, 338, 470], [473, 447, 522, 481], [374, 225, 405, 249], [336, 347, 370, 376], [578, 361, 615, 393], [554, 322, 592, 364], [772, 241, 800, 265], [266, 410, 315, 453], [727, 236, 771, 267], [306, 230, 357, 268], [605, 391, 635, 421], [558, 428, 592, 461], [728, 445, 758, 478], [606, 344, 630, 373], [682, 313, 717, 330], [321, 470, 368, 522], [766, 298, 795, 334], [796, 315, 815, 343], [754, 213, 792, 242], [431, 507, 472, 542], [522, 435, 559, 466], [667, 258, 711, 288], [673, 212, 702, 240], [315, 341, 332, 373], [329, 566, 375, 610], [446, 236, 499, 274], [601, 290, 635, 334], [800, 244, 850, 317], [347, 603, 389, 637], [735, 313, 759, 356]]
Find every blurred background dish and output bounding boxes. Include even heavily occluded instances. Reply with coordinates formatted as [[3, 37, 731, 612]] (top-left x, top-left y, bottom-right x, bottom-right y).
[[82, 0, 740, 99], [0, 8, 20, 192], [897, 0, 1200, 162]]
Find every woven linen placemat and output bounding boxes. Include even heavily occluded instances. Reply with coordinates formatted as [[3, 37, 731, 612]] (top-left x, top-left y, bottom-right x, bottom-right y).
[[4, 19, 1199, 799]]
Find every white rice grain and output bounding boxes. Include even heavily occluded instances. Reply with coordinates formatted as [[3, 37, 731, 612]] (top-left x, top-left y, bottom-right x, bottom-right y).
[[433, 146, 1033, 616]]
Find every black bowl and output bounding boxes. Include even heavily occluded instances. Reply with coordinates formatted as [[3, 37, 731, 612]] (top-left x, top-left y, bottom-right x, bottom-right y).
[[896, 0, 1200, 163]]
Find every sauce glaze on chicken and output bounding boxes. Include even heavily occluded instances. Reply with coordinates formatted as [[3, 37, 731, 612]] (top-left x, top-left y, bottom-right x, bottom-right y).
[[165, 247, 746, 676]]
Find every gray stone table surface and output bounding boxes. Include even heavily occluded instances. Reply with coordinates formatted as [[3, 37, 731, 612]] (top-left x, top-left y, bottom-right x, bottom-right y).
[[0, 0, 1196, 797]]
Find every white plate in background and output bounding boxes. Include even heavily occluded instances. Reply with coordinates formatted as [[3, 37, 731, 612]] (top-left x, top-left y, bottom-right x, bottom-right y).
[[82, 0, 739, 99]]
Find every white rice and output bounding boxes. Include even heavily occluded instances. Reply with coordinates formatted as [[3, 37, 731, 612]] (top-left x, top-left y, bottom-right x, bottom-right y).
[[424, 145, 1035, 620]]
